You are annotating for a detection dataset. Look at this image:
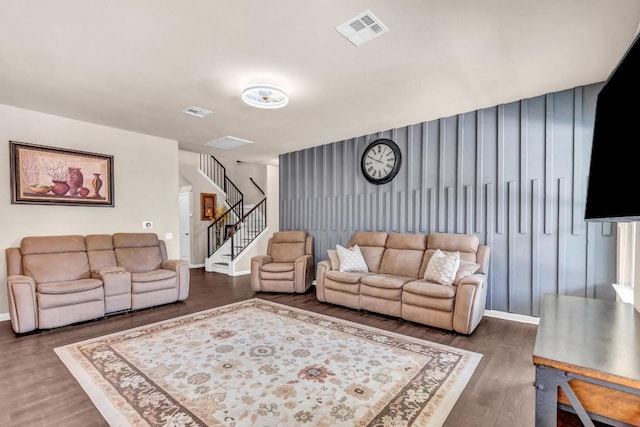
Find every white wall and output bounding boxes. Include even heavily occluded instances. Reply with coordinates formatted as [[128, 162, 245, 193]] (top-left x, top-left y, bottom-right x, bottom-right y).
[[0, 104, 180, 315]]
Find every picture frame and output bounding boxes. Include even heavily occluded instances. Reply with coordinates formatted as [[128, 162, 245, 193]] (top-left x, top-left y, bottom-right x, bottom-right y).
[[200, 192, 217, 221], [9, 141, 114, 207]]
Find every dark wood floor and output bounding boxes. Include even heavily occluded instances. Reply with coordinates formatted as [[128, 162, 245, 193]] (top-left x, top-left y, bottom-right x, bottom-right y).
[[0, 268, 541, 427]]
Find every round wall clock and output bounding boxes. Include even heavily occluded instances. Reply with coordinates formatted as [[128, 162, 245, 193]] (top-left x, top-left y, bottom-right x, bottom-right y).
[[361, 138, 402, 185]]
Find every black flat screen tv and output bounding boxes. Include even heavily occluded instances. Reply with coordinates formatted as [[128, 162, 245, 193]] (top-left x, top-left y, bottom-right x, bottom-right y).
[[585, 33, 640, 222]]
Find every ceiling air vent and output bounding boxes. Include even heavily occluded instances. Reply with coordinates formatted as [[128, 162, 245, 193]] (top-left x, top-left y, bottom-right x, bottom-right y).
[[182, 106, 213, 118], [335, 10, 389, 47], [205, 136, 253, 150]]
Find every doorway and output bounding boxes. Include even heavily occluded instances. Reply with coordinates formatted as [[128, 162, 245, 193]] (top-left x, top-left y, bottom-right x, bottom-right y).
[[179, 192, 191, 264]]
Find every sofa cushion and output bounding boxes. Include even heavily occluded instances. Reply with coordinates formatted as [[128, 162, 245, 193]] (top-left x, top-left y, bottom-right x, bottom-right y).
[[268, 231, 307, 263], [403, 280, 457, 299], [337, 244, 369, 273], [270, 242, 305, 263], [325, 270, 371, 284], [360, 274, 413, 289], [377, 233, 427, 278], [115, 247, 163, 273], [131, 269, 176, 283], [86, 234, 117, 271], [261, 263, 295, 273], [402, 281, 456, 312], [37, 286, 104, 311], [113, 232, 159, 248], [21, 235, 86, 255], [424, 249, 460, 286], [347, 232, 388, 273], [37, 278, 103, 295], [23, 252, 91, 284]]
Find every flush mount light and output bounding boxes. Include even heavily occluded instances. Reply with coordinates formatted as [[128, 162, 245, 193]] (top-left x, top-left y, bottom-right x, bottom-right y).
[[241, 84, 289, 109]]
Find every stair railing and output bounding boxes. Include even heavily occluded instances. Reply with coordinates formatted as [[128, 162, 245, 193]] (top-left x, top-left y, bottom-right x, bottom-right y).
[[207, 200, 242, 258], [199, 154, 225, 189], [229, 197, 267, 259], [200, 153, 267, 261], [249, 177, 265, 196]]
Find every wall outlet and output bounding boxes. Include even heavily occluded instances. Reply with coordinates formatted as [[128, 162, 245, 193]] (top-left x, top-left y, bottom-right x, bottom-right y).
[[165, 232, 173, 240], [142, 221, 153, 229]]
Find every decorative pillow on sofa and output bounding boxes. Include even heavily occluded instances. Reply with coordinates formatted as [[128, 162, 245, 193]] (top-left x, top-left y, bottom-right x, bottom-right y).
[[424, 249, 460, 286], [454, 260, 481, 285], [327, 249, 340, 270], [336, 244, 369, 273]]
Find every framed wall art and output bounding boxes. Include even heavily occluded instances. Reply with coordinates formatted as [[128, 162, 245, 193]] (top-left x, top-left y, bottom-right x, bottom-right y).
[[9, 140, 114, 207], [200, 192, 217, 220]]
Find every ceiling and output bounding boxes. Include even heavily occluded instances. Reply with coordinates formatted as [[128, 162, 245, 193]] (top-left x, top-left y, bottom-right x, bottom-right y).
[[1, 1, 640, 165]]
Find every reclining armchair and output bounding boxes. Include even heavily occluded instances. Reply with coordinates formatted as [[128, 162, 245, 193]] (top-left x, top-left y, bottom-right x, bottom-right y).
[[251, 231, 314, 293]]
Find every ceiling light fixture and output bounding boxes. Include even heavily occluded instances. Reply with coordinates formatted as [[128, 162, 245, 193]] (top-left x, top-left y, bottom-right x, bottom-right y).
[[241, 84, 289, 109]]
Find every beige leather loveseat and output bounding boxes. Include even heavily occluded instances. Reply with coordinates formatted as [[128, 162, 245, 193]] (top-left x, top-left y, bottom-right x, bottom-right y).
[[315, 232, 490, 335], [5, 232, 189, 334]]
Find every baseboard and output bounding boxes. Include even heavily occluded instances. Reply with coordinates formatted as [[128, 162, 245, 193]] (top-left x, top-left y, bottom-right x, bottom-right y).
[[190, 263, 205, 268], [0, 312, 9, 322], [484, 309, 539, 325], [230, 269, 250, 276]]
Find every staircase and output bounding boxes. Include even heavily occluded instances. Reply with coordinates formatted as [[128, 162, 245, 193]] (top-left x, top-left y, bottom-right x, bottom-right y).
[[198, 154, 267, 274]]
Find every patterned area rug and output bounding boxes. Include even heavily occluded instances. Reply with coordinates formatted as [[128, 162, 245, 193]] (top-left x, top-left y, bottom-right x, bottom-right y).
[[55, 299, 482, 426]]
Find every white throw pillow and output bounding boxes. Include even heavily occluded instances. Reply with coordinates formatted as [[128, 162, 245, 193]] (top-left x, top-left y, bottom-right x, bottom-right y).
[[336, 244, 369, 273], [424, 249, 460, 286]]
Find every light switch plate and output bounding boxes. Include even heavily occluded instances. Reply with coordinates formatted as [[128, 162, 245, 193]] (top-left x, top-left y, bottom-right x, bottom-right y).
[[142, 221, 153, 229], [165, 232, 173, 240]]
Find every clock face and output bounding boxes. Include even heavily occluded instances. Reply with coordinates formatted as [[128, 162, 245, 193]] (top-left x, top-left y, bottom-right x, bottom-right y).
[[361, 139, 402, 184]]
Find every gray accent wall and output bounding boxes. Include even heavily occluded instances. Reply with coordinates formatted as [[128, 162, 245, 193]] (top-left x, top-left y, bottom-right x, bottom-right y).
[[279, 83, 616, 316]]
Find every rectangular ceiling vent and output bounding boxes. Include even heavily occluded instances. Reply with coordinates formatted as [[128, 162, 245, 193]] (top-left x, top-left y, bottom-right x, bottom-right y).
[[205, 136, 253, 150], [335, 10, 389, 47], [182, 106, 213, 118]]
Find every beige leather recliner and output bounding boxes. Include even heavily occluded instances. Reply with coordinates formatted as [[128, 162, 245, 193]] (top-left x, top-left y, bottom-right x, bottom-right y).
[[112, 232, 190, 310], [6, 235, 105, 333], [250, 231, 314, 293]]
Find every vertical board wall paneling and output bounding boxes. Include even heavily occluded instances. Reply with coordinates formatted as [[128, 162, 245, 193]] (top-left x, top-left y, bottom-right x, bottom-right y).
[[279, 83, 616, 316]]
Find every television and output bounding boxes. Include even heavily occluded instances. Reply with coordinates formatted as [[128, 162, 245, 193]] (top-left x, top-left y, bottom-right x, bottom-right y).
[[585, 32, 640, 222]]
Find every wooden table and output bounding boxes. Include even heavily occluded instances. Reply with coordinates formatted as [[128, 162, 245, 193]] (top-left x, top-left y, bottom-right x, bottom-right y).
[[533, 294, 640, 426]]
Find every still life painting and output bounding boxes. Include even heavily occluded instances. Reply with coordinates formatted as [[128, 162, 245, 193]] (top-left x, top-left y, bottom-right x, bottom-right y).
[[10, 141, 114, 207]]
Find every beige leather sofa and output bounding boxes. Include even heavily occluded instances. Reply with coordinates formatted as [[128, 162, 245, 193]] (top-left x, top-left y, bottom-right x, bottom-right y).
[[315, 232, 490, 335], [251, 230, 314, 293], [5, 232, 189, 334]]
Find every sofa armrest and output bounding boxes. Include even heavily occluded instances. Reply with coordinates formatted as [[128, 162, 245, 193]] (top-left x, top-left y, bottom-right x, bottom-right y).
[[315, 260, 332, 302], [162, 260, 190, 301], [7, 275, 37, 333], [453, 273, 488, 335], [250, 255, 272, 292], [294, 254, 314, 293]]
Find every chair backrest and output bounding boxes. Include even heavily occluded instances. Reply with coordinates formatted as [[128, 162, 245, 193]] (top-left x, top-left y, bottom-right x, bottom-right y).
[[86, 234, 117, 272], [113, 233, 164, 273], [268, 231, 309, 263], [20, 235, 90, 284]]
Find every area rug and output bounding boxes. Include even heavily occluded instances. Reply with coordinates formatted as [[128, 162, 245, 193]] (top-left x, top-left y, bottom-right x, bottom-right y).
[[54, 299, 482, 426]]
